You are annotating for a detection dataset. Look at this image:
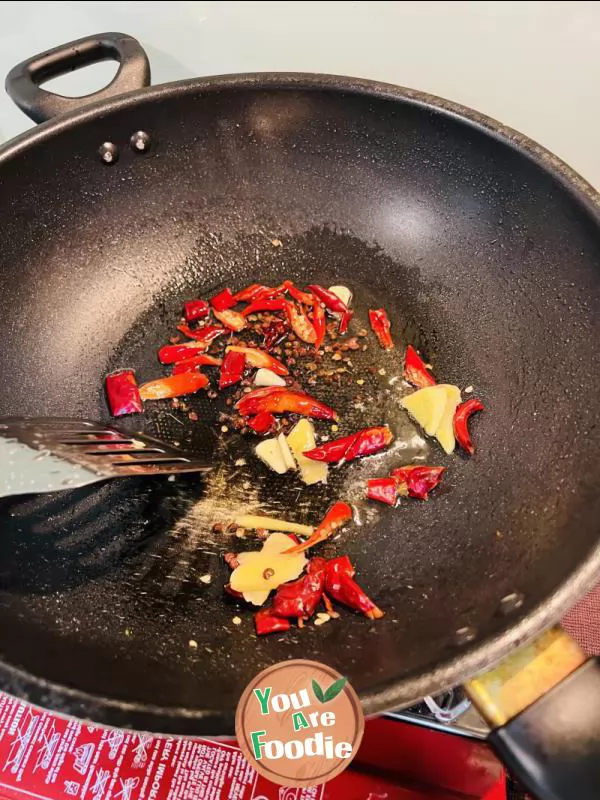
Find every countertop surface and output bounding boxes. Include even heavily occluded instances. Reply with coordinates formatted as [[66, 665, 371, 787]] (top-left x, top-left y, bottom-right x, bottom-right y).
[[0, 0, 599, 190]]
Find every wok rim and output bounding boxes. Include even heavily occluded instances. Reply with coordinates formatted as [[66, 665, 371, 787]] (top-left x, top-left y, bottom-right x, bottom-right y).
[[0, 71, 599, 733]]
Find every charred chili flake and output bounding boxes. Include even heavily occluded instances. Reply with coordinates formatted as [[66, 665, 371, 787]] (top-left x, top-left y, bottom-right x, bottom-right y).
[[171, 353, 222, 374], [139, 372, 208, 401], [404, 345, 435, 388], [453, 398, 485, 455], [210, 288, 237, 311], [105, 369, 143, 416], [247, 411, 276, 435], [325, 567, 384, 620], [271, 557, 327, 619], [237, 387, 337, 421], [263, 319, 288, 350], [254, 608, 291, 636], [184, 299, 210, 322], [284, 502, 353, 554], [213, 308, 247, 332], [304, 426, 393, 463], [176, 324, 226, 346], [308, 284, 348, 314], [219, 350, 246, 390], [369, 308, 393, 350]]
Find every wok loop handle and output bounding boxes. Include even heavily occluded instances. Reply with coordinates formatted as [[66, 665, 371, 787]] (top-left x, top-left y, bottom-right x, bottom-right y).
[[466, 628, 600, 799], [5, 32, 150, 123]]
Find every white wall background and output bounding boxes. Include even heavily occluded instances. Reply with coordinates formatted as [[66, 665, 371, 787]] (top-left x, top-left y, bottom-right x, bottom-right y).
[[0, 1, 599, 188]]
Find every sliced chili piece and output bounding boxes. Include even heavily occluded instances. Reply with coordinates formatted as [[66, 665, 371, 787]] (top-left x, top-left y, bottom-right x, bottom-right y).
[[237, 387, 337, 420], [247, 411, 276, 435], [171, 353, 222, 374], [369, 308, 393, 350], [453, 398, 485, 456], [184, 299, 210, 322], [284, 281, 315, 305], [271, 557, 327, 619], [325, 569, 384, 620], [285, 301, 317, 344], [284, 502, 352, 554], [213, 308, 246, 332], [242, 298, 288, 316], [392, 465, 445, 500], [308, 284, 348, 314], [311, 297, 326, 351], [366, 477, 398, 506], [105, 370, 143, 416], [304, 426, 392, 463], [210, 288, 237, 311], [219, 350, 246, 389], [139, 372, 208, 400], [226, 346, 288, 376], [255, 608, 291, 636], [338, 310, 353, 334], [159, 342, 216, 364], [404, 345, 435, 388], [233, 284, 269, 303], [176, 324, 226, 346]]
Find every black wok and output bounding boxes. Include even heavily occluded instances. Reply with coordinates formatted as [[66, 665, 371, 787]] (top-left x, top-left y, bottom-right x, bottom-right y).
[[1, 33, 599, 798]]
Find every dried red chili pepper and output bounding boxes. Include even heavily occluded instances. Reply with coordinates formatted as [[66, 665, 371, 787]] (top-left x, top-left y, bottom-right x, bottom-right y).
[[184, 299, 210, 322], [392, 466, 445, 500], [284, 281, 315, 305], [404, 345, 435, 388], [284, 502, 353, 554], [219, 350, 246, 389], [285, 301, 317, 344], [326, 555, 355, 579], [237, 387, 337, 421], [369, 308, 393, 349], [242, 297, 288, 316], [366, 477, 398, 506], [311, 297, 326, 351], [454, 398, 485, 456], [338, 310, 353, 335], [213, 308, 247, 332], [176, 324, 226, 346], [304, 426, 393, 463], [255, 608, 291, 636], [263, 319, 288, 350], [226, 346, 288, 376], [139, 372, 208, 400], [234, 283, 285, 303], [105, 369, 143, 416], [271, 557, 327, 619], [210, 288, 237, 311], [308, 284, 348, 314], [171, 353, 222, 374], [325, 569, 384, 620], [160, 340, 220, 364], [247, 411, 276, 435]]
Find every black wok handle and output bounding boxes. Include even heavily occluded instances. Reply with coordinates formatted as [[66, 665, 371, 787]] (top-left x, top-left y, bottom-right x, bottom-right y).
[[466, 628, 600, 799], [5, 32, 150, 123]]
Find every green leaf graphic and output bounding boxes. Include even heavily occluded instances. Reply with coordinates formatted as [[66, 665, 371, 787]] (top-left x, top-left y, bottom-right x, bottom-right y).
[[323, 677, 348, 703], [312, 679, 325, 703]]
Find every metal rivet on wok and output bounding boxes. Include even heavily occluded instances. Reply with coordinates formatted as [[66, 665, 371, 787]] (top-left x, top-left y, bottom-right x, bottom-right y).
[[99, 142, 119, 165], [130, 131, 151, 153], [455, 626, 476, 646], [499, 591, 524, 615]]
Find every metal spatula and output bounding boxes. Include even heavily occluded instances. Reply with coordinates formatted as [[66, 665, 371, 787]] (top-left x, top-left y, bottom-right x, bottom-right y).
[[0, 417, 211, 498]]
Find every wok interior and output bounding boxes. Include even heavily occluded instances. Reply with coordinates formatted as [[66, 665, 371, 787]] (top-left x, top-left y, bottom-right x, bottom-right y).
[[0, 84, 598, 732]]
